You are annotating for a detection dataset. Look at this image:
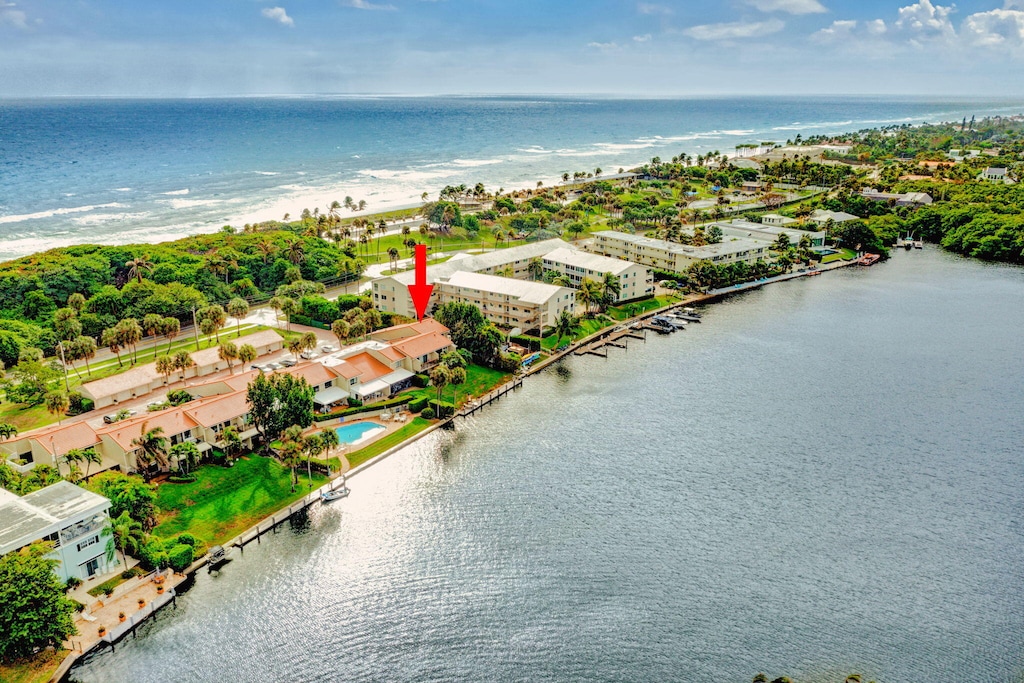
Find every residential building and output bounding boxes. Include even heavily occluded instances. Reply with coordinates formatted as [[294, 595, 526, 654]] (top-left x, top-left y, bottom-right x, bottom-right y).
[[434, 271, 576, 334], [371, 239, 571, 317], [589, 230, 772, 273], [807, 209, 860, 226], [761, 213, 798, 227], [714, 219, 825, 247], [540, 247, 653, 302], [0, 481, 115, 582], [979, 167, 1010, 183], [80, 330, 284, 409], [861, 189, 933, 206]]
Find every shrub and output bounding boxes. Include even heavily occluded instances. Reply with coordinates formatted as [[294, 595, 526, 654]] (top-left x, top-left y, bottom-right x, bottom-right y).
[[176, 533, 197, 547], [421, 407, 435, 420], [496, 352, 521, 373], [408, 396, 429, 413], [120, 567, 141, 580], [67, 392, 94, 416], [429, 400, 454, 419], [167, 389, 192, 406], [347, 397, 363, 408], [166, 544, 194, 573], [412, 373, 430, 388], [66, 576, 83, 591]]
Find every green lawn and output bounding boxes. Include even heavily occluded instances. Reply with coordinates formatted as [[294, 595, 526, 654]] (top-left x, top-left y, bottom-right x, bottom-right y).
[[344, 417, 431, 469], [822, 247, 858, 263], [0, 649, 67, 683], [152, 456, 327, 545], [406, 363, 509, 407], [0, 401, 54, 433]]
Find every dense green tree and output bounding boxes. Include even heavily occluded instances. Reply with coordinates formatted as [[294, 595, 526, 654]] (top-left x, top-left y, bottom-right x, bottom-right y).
[[88, 471, 158, 530], [246, 372, 314, 445], [0, 543, 78, 662]]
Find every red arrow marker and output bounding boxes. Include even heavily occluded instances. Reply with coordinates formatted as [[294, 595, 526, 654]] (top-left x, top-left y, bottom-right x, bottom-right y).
[[408, 244, 434, 321]]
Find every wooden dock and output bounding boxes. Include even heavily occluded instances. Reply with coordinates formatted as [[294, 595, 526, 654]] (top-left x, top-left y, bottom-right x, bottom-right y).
[[574, 326, 646, 357], [457, 376, 524, 418]]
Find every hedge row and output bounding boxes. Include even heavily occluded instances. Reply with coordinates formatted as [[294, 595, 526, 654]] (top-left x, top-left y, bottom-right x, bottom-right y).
[[313, 395, 413, 422]]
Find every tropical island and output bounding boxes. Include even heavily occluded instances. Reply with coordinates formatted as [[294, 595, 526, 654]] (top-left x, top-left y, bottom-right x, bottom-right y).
[[1, 116, 1023, 683]]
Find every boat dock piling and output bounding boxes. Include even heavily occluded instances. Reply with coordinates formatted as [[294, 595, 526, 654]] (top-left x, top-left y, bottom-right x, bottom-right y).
[[457, 376, 524, 418]]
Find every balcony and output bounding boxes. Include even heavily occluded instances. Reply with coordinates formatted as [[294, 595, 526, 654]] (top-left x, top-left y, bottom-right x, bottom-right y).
[[60, 514, 108, 545]]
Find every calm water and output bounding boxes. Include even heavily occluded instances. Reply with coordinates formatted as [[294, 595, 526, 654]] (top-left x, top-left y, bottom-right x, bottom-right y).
[[69, 249, 1024, 683], [3, 96, 1024, 260]]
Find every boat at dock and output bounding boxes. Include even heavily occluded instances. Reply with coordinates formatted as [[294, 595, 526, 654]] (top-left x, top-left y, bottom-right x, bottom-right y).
[[322, 477, 350, 502]]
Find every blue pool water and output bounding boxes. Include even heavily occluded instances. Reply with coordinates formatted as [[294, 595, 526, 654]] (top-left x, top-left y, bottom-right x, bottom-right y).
[[335, 422, 385, 445]]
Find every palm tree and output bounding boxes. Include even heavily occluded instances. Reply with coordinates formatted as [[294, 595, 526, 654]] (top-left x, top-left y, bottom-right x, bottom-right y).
[[102, 327, 124, 367], [220, 426, 241, 462], [527, 258, 544, 281], [599, 272, 621, 310], [156, 355, 175, 384], [0, 423, 18, 441], [79, 448, 102, 479], [125, 255, 154, 283], [227, 298, 249, 337], [318, 427, 340, 473], [131, 423, 169, 472], [280, 424, 306, 491], [387, 247, 400, 273], [287, 338, 303, 361], [269, 296, 285, 328], [430, 365, 451, 411], [173, 350, 195, 382], [200, 305, 227, 344], [257, 239, 278, 264], [108, 511, 145, 570], [161, 317, 180, 354], [300, 332, 318, 355], [238, 344, 257, 368], [280, 298, 298, 331], [286, 239, 306, 265], [170, 441, 200, 475], [119, 318, 143, 363], [553, 310, 580, 348], [575, 278, 602, 317], [63, 448, 86, 482], [218, 342, 239, 374], [45, 391, 69, 425], [331, 319, 350, 347], [448, 365, 466, 409]]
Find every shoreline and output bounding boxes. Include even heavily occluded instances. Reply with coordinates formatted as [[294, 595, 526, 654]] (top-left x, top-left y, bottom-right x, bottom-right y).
[[52, 256, 864, 681]]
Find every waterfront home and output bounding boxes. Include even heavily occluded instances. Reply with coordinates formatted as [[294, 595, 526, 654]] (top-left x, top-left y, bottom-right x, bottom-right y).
[[1, 421, 103, 475], [80, 330, 284, 409], [0, 481, 114, 582], [434, 272, 576, 334], [714, 219, 825, 247], [540, 247, 653, 302], [589, 230, 772, 273], [807, 209, 860, 226]]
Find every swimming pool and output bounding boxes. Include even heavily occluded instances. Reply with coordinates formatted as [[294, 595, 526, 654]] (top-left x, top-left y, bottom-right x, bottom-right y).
[[335, 422, 386, 445]]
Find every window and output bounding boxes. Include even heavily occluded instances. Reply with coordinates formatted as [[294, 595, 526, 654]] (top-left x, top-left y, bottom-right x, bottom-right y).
[[325, 380, 333, 388], [77, 535, 99, 552]]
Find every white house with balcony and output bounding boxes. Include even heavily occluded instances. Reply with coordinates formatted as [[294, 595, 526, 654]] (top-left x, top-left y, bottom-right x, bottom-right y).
[[0, 481, 114, 582]]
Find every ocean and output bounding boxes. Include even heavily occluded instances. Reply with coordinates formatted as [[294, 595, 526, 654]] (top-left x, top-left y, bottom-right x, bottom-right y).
[[2, 95, 1023, 261], [66, 249, 1024, 682]]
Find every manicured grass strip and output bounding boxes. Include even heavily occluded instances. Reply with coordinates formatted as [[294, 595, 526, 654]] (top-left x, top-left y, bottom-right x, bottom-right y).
[[0, 648, 68, 683], [345, 418, 432, 469], [152, 456, 327, 546], [405, 363, 509, 407]]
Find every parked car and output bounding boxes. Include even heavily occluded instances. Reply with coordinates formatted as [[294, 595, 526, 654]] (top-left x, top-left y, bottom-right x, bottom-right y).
[[280, 358, 297, 367], [264, 362, 282, 371], [320, 344, 337, 353], [300, 350, 319, 360]]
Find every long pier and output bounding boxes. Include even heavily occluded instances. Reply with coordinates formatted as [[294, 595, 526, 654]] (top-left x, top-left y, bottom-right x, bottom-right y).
[[574, 325, 647, 358], [457, 376, 524, 418]]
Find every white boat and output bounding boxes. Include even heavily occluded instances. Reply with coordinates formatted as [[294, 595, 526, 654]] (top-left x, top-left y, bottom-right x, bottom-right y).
[[322, 478, 350, 502]]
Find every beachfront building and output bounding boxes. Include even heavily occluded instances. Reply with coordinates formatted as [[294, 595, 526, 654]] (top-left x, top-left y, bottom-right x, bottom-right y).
[[371, 239, 572, 318], [434, 272, 576, 334], [860, 189, 933, 206], [713, 219, 825, 247], [540, 247, 653, 303], [0, 481, 114, 583], [807, 209, 860, 226], [80, 330, 284, 409], [589, 230, 773, 274]]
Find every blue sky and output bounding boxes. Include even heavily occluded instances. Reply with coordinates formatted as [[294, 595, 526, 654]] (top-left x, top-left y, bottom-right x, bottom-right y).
[[2, 0, 1023, 96]]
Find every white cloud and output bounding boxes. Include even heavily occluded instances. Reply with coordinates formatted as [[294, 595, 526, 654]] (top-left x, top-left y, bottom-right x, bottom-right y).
[[638, 3, 672, 15], [587, 41, 620, 51], [895, 0, 956, 38], [962, 8, 1024, 48], [1004, 0, 1024, 8], [0, 1, 27, 30], [813, 19, 858, 39], [633, 33, 652, 42], [343, 0, 397, 10], [261, 7, 294, 27], [684, 18, 784, 41], [866, 19, 888, 35], [744, 0, 827, 15]]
